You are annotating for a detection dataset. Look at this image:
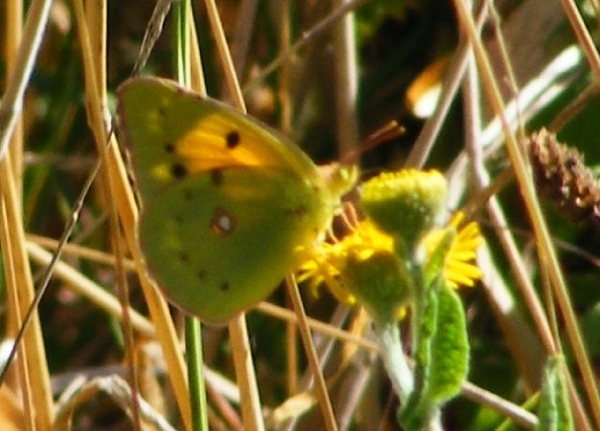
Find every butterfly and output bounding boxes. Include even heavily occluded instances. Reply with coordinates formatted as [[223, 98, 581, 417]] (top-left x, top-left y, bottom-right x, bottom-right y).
[[116, 77, 356, 323]]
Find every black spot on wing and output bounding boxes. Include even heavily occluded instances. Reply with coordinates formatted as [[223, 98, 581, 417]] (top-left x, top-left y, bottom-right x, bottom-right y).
[[286, 205, 308, 218], [225, 130, 240, 149], [220, 282, 230, 292], [164, 143, 175, 153], [183, 188, 194, 201], [210, 169, 224, 187], [178, 252, 190, 263], [171, 163, 187, 178]]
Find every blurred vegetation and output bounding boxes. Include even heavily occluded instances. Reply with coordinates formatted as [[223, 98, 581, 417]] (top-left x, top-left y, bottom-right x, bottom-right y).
[[1, 0, 600, 430]]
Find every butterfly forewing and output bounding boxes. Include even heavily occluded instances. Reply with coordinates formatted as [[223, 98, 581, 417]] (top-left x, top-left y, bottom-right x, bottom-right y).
[[117, 77, 324, 201]]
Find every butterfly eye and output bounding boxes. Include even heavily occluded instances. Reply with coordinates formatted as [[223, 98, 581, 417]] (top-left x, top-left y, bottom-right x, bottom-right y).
[[210, 208, 235, 236]]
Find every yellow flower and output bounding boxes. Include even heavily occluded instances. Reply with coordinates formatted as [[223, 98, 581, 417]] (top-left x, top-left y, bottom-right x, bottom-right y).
[[420, 212, 483, 289], [298, 220, 395, 305], [298, 211, 482, 318]]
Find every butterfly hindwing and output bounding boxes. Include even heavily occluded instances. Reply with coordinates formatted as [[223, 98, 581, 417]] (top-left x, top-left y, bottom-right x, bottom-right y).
[[138, 167, 333, 323]]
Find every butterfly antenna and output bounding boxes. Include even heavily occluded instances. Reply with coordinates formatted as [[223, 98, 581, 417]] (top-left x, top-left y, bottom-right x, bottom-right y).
[[339, 120, 405, 166]]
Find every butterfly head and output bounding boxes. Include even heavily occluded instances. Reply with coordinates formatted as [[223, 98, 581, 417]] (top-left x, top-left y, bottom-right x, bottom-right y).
[[318, 163, 359, 199]]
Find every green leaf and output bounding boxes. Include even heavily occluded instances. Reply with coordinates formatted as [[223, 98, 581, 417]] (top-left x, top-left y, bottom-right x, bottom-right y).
[[399, 284, 469, 430], [428, 286, 469, 400]]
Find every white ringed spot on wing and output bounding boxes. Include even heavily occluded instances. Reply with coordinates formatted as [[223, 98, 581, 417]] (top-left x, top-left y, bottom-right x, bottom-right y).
[[210, 208, 235, 236]]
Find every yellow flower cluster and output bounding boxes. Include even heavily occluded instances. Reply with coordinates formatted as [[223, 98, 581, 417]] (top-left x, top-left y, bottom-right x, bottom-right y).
[[298, 169, 482, 318]]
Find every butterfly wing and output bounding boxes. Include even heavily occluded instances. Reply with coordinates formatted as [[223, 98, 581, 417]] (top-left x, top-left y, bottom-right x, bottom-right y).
[[117, 77, 325, 201], [116, 77, 354, 322], [138, 167, 334, 323]]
